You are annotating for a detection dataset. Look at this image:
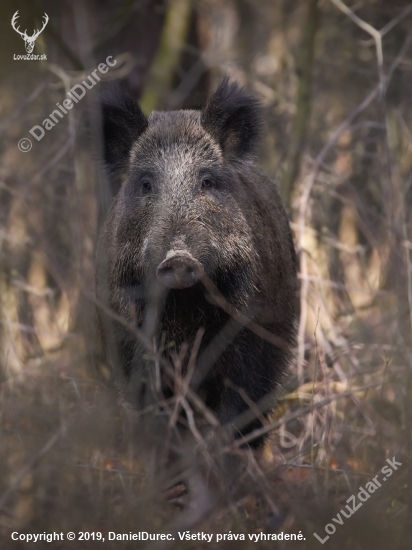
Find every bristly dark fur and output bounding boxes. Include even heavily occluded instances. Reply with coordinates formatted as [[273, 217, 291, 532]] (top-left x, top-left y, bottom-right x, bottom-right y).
[[201, 76, 263, 158], [96, 78, 298, 448]]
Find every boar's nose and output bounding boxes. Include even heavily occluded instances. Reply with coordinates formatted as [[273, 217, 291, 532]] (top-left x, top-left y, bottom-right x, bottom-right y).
[[156, 253, 203, 290]]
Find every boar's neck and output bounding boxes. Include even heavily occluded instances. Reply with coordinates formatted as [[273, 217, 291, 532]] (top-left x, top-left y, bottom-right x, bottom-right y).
[[159, 285, 228, 346]]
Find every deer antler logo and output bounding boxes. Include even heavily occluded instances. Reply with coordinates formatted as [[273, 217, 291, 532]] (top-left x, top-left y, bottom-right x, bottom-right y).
[[11, 11, 49, 54]]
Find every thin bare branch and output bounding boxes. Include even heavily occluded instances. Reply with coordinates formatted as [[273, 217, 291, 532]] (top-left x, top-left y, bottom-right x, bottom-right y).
[[330, 0, 385, 94]]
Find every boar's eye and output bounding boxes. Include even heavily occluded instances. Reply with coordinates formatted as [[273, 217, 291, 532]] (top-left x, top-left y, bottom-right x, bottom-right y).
[[201, 176, 214, 189], [141, 177, 153, 194]]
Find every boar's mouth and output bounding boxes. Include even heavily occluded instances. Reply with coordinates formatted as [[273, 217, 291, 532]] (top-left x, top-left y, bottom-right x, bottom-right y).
[[156, 251, 204, 290]]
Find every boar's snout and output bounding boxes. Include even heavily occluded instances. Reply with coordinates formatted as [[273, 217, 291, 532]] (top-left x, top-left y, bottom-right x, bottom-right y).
[[156, 252, 204, 290]]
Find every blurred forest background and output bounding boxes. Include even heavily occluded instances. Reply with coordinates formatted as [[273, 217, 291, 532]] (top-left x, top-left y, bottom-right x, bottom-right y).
[[1, 0, 412, 548]]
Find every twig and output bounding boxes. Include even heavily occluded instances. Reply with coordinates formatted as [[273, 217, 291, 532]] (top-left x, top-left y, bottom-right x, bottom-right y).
[[311, 310, 320, 467], [387, 30, 412, 84], [227, 380, 382, 450], [361, 5, 412, 47], [225, 379, 269, 428], [181, 398, 205, 445], [199, 273, 290, 352], [297, 246, 308, 384], [86, 292, 219, 428], [330, 0, 385, 95]]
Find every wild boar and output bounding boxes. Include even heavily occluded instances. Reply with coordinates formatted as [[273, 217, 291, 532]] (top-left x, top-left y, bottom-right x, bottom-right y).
[[96, 78, 298, 447]]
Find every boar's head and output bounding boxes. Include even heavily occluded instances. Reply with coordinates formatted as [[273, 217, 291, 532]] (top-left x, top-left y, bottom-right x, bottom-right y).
[[100, 78, 265, 321]]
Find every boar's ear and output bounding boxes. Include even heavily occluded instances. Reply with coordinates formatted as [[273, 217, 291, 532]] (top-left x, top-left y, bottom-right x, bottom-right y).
[[101, 85, 148, 174], [201, 77, 262, 158]]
